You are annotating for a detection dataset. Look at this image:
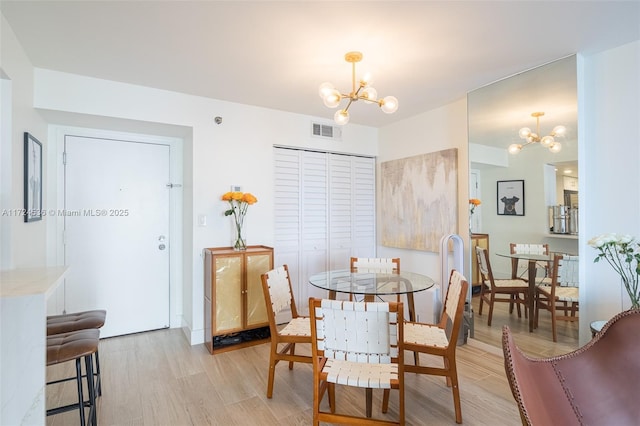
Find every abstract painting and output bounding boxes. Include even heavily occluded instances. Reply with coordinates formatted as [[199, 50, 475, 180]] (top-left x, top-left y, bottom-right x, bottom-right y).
[[381, 148, 458, 252]]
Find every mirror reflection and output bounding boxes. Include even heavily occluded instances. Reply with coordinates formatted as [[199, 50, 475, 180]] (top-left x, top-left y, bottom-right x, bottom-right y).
[[468, 55, 579, 356]]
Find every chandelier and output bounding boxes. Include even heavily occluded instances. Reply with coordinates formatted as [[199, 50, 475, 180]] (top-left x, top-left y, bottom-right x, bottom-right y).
[[318, 51, 398, 125], [508, 112, 566, 154]]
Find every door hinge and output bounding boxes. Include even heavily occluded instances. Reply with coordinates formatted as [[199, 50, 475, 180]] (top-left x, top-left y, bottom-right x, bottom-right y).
[[63, 151, 67, 165], [166, 183, 182, 188]]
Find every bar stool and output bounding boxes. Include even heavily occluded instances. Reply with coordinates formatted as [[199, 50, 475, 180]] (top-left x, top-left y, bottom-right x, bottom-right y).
[[47, 329, 100, 426], [47, 310, 106, 395]]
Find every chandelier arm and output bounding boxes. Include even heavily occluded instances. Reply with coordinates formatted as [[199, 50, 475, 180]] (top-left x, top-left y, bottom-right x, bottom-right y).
[[343, 98, 355, 113]]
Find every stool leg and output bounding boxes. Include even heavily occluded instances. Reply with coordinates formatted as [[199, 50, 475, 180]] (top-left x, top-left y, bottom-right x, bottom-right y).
[[85, 354, 97, 426], [75, 358, 86, 426], [94, 351, 102, 397]]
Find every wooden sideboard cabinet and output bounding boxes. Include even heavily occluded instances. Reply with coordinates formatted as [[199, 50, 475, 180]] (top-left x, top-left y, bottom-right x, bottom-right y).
[[204, 245, 274, 354], [470, 233, 489, 289]]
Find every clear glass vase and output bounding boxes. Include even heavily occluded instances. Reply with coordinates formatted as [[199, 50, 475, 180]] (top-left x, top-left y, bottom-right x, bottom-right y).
[[232, 221, 246, 251]]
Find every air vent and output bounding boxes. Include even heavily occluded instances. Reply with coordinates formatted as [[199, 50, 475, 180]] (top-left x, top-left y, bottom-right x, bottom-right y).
[[311, 122, 342, 140]]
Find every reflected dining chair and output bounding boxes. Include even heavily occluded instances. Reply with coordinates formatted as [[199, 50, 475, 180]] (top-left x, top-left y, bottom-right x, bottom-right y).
[[534, 254, 579, 342], [509, 243, 552, 285], [476, 246, 529, 326], [400, 269, 468, 424], [309, 298, 404, 426], [260, 264, 312, 398]]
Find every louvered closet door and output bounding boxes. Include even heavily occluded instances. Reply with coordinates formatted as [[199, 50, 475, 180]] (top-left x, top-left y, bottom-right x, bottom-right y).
[[351, 156, 376, 257], [300, 151, 329, 307], [329, 154, 353, 269], [273, 147, 376, 314], [273, 148, 302, 320]]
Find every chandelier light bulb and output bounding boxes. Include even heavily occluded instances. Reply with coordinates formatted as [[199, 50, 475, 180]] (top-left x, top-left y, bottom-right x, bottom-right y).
[[540, 135, 554, 147], [361, 72, 374, 86], [361, 87, 378, 103], [323, 89, 342, 108], [508, 143, 523, 154], [549, 142, 562, 153], [334, 109, 350, 125], [380, 96, 399, 114], [518, 127, 531, 139], [552, 125, 566, 136], [318, 82, 335, 99]]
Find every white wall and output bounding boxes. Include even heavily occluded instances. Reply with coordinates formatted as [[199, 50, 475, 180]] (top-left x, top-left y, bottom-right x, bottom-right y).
[[377, 99, 469, 291], [580, 40, 640, 343], [31, 68, 378, 344], [0, 14, 49, 268]]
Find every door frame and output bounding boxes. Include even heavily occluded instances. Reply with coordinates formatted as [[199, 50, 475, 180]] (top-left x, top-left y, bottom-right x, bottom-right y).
[[48, 125, 184, 330]]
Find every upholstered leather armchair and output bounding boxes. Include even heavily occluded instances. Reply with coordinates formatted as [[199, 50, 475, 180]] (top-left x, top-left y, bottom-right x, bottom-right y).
[[502, 309, 640, 426]]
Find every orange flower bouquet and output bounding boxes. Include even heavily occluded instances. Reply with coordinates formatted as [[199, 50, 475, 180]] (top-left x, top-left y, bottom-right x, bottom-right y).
[[469, 198, 481, 215], [222, 191, 258, 250]]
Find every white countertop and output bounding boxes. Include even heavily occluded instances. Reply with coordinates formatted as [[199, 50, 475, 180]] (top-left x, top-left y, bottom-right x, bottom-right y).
[[0, 266, 69, 298]]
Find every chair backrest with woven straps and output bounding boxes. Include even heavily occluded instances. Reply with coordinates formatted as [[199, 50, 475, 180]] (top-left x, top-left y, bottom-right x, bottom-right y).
[[440, 270, 468, 340], [350, 257, 400, 273], [262, 264, 300, 326], [475, 246, 493, 287], [509, 243, 550, 279], [550, 254, 579, 300], [311, 299, 403, 365]]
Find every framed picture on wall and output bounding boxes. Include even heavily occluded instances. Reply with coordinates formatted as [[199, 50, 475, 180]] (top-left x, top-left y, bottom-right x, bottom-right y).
[[24, 132, 43, 222], [497, 180, 524, 216]]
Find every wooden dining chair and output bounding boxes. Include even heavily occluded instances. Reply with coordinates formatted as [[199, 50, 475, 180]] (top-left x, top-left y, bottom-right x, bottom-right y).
[[309, 298, 404, 426], [349, 257, 400, 302], [399, 269, 468, 424], [509, 243, 552, 284], [475, 246, 529, 326], [535, 254, 579, 342], [260, 265, 312, 398]]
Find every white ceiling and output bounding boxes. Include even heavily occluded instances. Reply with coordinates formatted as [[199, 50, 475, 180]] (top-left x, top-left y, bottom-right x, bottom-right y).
[[1, 1, 639, 128]]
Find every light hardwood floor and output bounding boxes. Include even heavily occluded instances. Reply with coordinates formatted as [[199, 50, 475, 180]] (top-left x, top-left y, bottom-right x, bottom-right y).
[[45, 298, 579, 426], [470, 293, 580, 358]]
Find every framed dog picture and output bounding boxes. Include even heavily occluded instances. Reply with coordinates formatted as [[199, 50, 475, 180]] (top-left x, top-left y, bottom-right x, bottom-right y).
[[497, 180, 524, 216]]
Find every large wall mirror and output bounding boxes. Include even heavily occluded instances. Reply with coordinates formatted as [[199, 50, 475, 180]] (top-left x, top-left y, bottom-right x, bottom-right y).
[[468, 55, 579, 355]]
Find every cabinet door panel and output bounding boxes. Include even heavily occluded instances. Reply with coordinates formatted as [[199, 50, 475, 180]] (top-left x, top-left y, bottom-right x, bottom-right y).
[[246, 253, 271, 327], [214, 256, 242, 332]]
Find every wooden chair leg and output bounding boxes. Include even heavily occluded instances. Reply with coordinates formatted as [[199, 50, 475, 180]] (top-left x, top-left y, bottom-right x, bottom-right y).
[[487, 293, 495, 326], [382, 389, 390, 413], [449, 360, 462, 424], [288, 343, 295, 369], [267, 345, 277, 398]]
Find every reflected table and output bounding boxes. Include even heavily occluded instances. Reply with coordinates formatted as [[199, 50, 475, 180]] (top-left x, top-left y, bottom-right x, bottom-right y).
[[308, 269, 435, 322], [496, 252, 556, 332]]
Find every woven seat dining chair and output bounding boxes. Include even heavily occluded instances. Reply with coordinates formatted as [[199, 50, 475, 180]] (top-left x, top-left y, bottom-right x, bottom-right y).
[[509, 243, 552, 285], [349, 257, 400, 301], [309, 298, 405, 425], [534, 254, 579, 342], [260, 264, 312, 398], [476, 246, 529, 326], [398, 269, 468, 424]]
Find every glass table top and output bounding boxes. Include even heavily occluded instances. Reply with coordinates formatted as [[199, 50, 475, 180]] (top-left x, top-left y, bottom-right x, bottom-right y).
[[308, 269, 435, 297]]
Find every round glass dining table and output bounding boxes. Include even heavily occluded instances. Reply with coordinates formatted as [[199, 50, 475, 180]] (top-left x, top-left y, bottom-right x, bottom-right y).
[[308, 269, 435, 322], [496, 251, 556, 332]]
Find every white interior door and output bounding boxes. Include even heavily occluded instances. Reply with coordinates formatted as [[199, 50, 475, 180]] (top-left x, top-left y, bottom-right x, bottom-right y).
[[64, 135, 170, 337]]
